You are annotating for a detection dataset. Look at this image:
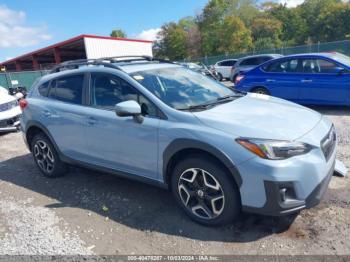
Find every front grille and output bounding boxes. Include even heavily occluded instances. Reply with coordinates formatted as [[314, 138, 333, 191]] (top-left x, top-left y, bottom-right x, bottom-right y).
[[0, 100, 18, 112], [320, 125, 336, 161]]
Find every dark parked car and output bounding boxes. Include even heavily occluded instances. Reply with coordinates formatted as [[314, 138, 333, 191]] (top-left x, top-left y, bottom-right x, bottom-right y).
[[230, 54, 282, 83]]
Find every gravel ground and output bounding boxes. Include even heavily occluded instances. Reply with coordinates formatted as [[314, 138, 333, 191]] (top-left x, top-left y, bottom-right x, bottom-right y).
[[0, 105, 349, 255]]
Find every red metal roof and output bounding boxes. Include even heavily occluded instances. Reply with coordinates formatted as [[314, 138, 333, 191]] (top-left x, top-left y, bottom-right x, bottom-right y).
[[1, 34, 153, 65]]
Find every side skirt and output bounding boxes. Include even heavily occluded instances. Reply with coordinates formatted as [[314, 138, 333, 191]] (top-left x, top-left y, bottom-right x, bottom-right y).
[[60, 154, 169, 190]]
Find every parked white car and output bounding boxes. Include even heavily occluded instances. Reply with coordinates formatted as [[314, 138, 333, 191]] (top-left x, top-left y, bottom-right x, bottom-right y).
[[0, 86, 22, 133], [213, 59, 237, 81]]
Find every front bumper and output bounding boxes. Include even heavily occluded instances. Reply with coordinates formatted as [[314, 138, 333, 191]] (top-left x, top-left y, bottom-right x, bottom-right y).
[[242, 159, 335, 216], [0, 115, 21, 133], [237, 117, 336, 216]]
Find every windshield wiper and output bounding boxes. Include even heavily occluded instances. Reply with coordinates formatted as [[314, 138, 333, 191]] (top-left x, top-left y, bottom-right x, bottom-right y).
[[177, 93, 245, 111], [217, 93, 244, 101], [177, 103, 212, 111]]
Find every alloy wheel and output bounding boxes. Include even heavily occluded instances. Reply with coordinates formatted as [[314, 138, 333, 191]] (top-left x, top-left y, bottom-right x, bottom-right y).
[[33, 140, 55, 174], [178, 168, 225, 220]]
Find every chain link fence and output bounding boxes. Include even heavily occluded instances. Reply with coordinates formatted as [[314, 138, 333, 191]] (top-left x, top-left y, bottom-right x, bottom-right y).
[[0, 70, 49, 90], [191, 40, 350, 65]]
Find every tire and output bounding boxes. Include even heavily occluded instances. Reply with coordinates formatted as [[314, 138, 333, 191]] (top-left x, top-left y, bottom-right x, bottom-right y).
[[217, 73, 223, 82], [251, 87, 270, 95], [231, 74, 238, 83], [171, 156, 241, 226], [31, 133, 67, 178]]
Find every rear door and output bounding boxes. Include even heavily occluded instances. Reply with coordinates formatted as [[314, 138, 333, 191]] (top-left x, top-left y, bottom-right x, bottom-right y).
[[44, 73, 90, 161], [298, 58, 350, 104]]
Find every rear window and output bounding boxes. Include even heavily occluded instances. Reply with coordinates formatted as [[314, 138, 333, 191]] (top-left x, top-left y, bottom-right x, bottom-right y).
[[48, 74, 84, 105]]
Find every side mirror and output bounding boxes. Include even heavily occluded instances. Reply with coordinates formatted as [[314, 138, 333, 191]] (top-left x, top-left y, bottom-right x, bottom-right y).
[[335, 67, 348, 75], [115, 100, 143, 123]]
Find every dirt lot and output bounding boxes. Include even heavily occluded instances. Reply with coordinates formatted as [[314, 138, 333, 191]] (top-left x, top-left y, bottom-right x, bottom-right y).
[[0, 106, 349, 255]]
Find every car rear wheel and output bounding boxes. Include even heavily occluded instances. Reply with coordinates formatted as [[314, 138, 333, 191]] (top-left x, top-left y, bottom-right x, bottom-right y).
[[251, 87, 270, 95], [31, 133, 67, 178], [231, 74, 238, 83], [171, 157, 241, 226]]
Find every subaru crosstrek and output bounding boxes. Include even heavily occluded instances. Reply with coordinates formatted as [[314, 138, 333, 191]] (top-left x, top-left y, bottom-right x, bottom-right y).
[[20, 57, 337, 226]]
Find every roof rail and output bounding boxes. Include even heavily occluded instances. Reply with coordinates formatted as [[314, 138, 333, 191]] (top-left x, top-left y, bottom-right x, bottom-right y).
[[49, 58, 123, 74], [99, 55, 174, 64], [49, 56, 174, 74]]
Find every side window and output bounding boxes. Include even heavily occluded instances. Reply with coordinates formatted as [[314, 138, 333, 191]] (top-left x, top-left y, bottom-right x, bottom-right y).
[[265, 59, 299, 73], [240, 58, 258, 66], [90, 73, 158, 117], [317, 59, 343, 73], [227, 60, 237, 66], [48, 74, 84, 104], [38, 81, 50, 97], [259, 56, 273, 64]]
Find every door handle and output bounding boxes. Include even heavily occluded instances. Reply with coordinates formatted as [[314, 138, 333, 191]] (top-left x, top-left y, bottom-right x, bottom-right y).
[[86, 116, 97, 125], [266, 79, 275, 82], [301, 79, 313, 83]]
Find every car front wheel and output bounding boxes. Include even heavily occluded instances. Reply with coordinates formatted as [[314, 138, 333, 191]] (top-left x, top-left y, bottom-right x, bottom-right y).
[[171, 157, 241, 226]]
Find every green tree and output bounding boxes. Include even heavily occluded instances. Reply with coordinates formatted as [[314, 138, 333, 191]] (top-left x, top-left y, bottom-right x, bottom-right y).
[[155, 22, 188, 60], [217, 16, 253, 54], [297, 0, 343, 42], [268, 4, 307, 45], [253, 38, 276, 51], [316, 2, 350, 41], [110, 29, 127, 38], [251, 17, 282, 48], [198, 0, 257, 55]]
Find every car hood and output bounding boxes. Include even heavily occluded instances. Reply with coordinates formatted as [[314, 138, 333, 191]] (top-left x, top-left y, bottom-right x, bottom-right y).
[[0, 93, 16, 104], [193, 93, 322, 140]]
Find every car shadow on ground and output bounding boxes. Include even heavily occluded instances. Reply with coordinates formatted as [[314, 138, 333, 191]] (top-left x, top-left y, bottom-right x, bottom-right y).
[[0, 153, 297, 243]]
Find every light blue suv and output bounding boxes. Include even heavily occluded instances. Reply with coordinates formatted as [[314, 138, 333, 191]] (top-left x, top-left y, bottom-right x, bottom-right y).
[[20, 57, 337, 226]]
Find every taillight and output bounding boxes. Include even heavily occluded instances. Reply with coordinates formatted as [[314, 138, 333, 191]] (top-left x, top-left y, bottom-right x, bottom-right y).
[[235, 75, 245, 85], [19, 99, 28, 110]]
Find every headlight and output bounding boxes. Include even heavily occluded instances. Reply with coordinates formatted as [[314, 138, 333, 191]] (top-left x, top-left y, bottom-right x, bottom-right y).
[[236, 138, 313, 160]]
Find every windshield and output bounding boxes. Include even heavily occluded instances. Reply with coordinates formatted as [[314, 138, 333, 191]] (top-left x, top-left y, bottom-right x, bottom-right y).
[[333, 53, 350, 67], [131, 67, 237, 110]]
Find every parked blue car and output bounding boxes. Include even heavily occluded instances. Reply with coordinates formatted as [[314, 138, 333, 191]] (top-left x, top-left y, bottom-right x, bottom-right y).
[[235, 52, 350, 106]]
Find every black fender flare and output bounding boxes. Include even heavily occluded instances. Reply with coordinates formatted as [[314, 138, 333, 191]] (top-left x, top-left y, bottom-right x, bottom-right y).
[[163, 138, 242, 187], [25, 120, 61, 155]]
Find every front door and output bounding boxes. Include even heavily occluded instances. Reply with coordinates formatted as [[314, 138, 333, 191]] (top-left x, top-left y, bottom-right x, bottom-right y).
[[85, 72, 160, 179], [298, 58, 350, 105]]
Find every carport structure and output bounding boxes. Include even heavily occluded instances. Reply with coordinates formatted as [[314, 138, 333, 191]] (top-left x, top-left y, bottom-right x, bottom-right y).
[[0, 34, 153, 71]]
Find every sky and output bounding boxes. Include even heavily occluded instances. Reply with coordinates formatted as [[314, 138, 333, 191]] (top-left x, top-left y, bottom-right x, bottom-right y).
[[0, 0, 303, 62]]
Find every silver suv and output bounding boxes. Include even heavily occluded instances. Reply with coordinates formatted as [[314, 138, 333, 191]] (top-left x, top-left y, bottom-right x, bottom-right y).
[[20, 56, 336, 226]]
